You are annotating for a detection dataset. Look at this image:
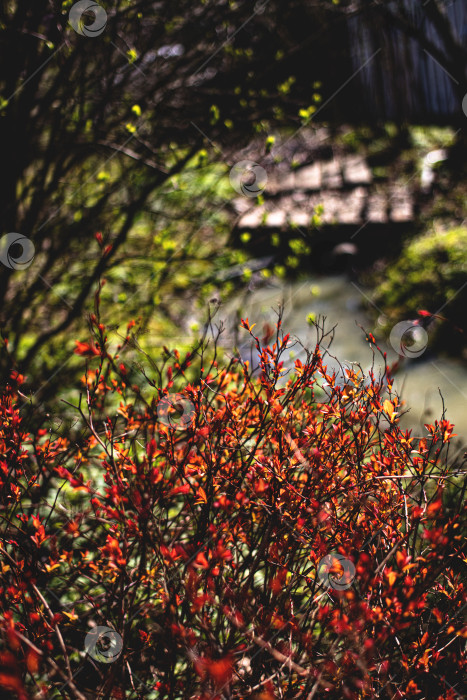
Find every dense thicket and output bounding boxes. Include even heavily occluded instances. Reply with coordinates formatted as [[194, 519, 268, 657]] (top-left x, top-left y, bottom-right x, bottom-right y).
[[0, 315, 465, 698]]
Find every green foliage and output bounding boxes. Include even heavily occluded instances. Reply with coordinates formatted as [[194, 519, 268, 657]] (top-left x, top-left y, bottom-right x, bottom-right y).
[[2, 0, 325, 400], [409, 126, 456, 151], [288, 238, 310, 255], [372, 227, 467, 355]]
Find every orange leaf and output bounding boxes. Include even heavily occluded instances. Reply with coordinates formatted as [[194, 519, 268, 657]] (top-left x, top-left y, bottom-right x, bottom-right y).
[[195, 487, 208, 505], [383, 399, 397, 422], [194, 552, 209, 569], [26, 650, 40, 674]]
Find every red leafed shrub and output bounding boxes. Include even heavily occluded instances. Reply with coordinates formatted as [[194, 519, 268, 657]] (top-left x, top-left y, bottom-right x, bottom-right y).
[[0, 314, 465, 699]]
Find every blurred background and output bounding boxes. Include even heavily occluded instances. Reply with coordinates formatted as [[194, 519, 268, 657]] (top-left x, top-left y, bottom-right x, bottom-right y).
[[1, 0, 466, 439]]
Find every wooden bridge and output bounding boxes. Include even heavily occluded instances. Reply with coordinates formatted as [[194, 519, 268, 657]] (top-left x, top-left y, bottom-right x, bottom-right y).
[[233, 148, 416, 238]]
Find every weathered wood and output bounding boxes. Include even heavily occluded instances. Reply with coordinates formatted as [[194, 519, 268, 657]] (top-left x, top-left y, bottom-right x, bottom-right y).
[[235, 153, 413, 230], [346, 0, 466, 120]]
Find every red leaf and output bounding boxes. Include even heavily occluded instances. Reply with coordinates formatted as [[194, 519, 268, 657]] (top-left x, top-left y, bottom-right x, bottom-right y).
[[26, 650, 40, 674], [194, 552, 209, 569], [206, 656, 234, 686], [74, 341, 100, 357], [146, 439, 157, 459], [196, 655, 234, 687]]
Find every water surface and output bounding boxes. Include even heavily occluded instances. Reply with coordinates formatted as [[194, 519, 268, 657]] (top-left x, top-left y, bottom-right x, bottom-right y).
[[219, 275, 467, 442]]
